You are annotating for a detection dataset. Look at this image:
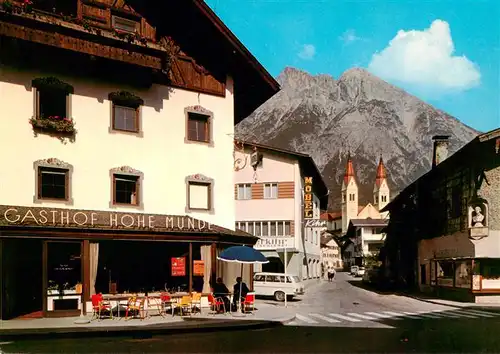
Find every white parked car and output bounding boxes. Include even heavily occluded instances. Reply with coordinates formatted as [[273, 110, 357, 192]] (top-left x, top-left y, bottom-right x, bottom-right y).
[[253, 272, 305, 301], [356, 267, 366, 277]]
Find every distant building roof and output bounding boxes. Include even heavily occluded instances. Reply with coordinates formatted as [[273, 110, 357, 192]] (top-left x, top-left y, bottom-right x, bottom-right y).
[[349, 219, 388, 227]]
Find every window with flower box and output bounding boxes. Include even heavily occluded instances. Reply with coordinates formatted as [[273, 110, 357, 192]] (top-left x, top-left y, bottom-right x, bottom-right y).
[[30, 77, 75, 137]]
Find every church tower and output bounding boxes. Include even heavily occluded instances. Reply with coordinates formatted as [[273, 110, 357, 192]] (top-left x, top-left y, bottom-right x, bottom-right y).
[[341, 156, 358, 234], [373, 156, 390, 218]]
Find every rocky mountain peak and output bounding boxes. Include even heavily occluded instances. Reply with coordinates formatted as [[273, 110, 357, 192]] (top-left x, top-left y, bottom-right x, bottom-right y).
[[236, 66, 479, 209]]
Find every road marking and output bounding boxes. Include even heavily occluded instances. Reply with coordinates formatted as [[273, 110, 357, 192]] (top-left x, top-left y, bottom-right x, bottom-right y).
[[328, 313, 362, 322], [365, 312, 402, 320], [416, 311, 448, 318], [383, 311, 406, 318], [347, 312, 377, 320], [428, 310, 463, 318], [464, 309, 500, 316], [310, 313, 341, 323], [446, 311, 478, 318], [460, 310, 495, 318], [401, 312, 425, 319], [295, 314, 318, 324]]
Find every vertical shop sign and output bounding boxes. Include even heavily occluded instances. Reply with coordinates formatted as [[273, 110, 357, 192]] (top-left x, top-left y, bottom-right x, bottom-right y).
[[304, 177, 313, 219]]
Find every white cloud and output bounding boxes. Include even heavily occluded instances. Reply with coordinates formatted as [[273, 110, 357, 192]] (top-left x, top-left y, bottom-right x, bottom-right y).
[[298, 44, 316, 60], [368, 19, 480, 92], [339, 29, 361, 44]]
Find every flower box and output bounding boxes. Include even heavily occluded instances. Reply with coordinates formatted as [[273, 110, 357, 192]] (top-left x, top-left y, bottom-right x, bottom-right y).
[[30, 116, 76, 135]]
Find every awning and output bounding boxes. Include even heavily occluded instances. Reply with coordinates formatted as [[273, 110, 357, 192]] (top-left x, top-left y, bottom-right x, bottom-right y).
[[260, 251, 280, 258]]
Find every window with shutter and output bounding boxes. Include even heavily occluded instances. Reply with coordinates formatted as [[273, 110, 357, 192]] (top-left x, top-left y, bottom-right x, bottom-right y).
[[38, 167, 69, 200], [187, 112, 209, 143], [188, 182, 210, 210], [113, 105, 138, 132], [113, 174, 139, 205]]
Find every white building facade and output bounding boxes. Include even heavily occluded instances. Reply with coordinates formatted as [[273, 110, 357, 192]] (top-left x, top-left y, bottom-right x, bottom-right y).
[[0, 0, 279, 320], [234, 143, 328, 280]]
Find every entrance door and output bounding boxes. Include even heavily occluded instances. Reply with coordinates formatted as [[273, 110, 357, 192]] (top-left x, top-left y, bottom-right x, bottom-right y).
[[44, 241, 82, 317]]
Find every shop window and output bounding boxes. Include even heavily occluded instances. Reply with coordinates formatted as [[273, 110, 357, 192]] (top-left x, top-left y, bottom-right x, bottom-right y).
[[284, 221, 291, 235], [255, 222, 261, 237], [482, 260, 500, 279], [34, 158, 74, 205], [109, 166, 144, 209], [262, 222, 269, 236], [185, 106, 213, 145], [436, 260, 454, 287], [185, 174, 214, 213], [455, 260, 472, 288], [46, 241, 82, 313], [270, 222, 277, 236]]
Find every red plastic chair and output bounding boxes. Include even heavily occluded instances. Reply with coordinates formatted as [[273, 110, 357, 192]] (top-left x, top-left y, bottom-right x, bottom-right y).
[[91, 293, 112, 321], [160, 292, 174, 316], [241, 293, 255, 313], [208, 294, 226, 315]]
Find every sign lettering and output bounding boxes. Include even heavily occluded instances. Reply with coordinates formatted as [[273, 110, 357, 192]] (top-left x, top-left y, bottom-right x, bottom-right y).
[[193, 260, 205, 276], [304, 219, 327, 228], [0, 205, 212, 231], [303, 176, 314, 219], [171, 257, 186, 276]]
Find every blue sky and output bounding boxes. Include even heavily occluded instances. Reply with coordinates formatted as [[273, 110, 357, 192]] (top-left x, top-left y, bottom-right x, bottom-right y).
[[205, 0, 499, 133]]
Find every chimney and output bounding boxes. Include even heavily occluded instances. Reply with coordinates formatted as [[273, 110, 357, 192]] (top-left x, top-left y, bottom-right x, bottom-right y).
[[432, 135, 450, 168]]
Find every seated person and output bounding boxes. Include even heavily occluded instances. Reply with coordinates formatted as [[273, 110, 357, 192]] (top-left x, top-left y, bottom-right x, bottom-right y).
[[212, 277, 230, 312], [232, 277, 250, 312]]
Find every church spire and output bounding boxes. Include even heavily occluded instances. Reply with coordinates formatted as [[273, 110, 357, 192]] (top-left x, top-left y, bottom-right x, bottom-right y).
[[344, 155, 355, 185], [375, 156, 387, 187]]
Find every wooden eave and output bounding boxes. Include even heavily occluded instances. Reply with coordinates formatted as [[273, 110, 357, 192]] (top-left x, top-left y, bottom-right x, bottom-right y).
[[124, 0, 280, 123]]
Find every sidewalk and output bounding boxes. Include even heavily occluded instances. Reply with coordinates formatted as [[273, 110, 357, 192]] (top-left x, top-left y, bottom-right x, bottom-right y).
[[393, 291, 500, 310], [0, 303, 295, 341]]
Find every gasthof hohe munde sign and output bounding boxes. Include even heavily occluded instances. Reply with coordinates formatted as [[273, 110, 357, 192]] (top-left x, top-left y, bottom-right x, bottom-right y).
[[0, 205, 212, 232]]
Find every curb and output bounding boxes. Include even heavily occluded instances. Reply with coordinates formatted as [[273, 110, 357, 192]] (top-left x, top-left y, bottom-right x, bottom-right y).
[[0, 316, 296, 342], [402, 293, 500, 311]]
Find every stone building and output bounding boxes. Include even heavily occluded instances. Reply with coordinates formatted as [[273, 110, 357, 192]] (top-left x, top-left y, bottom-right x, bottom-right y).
[[382, 129, 500, 303]]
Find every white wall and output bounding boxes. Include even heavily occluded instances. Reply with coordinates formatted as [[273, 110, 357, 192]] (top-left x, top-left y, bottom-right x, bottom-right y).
[[0, 65, 236, 229], [234, 151, 295, 221]]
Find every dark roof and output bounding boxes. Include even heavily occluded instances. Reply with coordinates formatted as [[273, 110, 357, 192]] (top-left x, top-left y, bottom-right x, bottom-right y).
[[238, 141, 329, 209], [132, 0, 280, 123], [381, 127, 500, 213], [349, 219, 388, 227]]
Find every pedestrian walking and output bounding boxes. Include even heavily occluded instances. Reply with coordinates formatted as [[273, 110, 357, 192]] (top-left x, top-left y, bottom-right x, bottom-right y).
[[327, 268, 336, 282]]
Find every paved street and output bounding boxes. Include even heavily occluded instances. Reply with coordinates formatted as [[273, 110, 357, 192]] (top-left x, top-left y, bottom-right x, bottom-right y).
[[285, 272, 494, 327], [2, 273, 500, 353]]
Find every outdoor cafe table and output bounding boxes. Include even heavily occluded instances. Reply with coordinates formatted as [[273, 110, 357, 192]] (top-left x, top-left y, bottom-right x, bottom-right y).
[[102, 292, 211, 318]]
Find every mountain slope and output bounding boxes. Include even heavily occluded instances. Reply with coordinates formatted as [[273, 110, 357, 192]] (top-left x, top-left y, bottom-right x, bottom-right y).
[[235, 67, 480, 209]]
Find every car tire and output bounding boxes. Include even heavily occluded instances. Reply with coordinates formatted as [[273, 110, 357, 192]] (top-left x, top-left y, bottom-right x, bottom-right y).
[[274, 291, 286, 302]]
